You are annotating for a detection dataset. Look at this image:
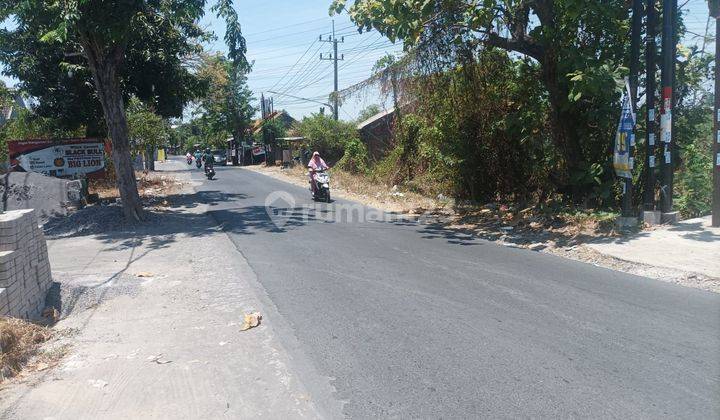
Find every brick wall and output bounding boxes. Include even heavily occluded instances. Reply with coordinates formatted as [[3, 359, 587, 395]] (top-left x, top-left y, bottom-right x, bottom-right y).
[[0, 209, 52, 319]]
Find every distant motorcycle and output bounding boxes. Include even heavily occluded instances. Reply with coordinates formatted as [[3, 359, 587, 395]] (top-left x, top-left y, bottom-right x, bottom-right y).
[[205, 165, 215, 180], [196, 159, 202, 169], [186, 156, 192, 165], [310, 169, 331, 202]]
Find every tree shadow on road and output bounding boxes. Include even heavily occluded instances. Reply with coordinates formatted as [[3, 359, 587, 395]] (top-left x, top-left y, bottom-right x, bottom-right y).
[[43, 187, 487, 249]]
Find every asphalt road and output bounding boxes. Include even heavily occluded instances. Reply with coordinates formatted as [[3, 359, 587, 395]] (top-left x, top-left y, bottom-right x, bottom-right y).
[[188, 161, 720, 419]]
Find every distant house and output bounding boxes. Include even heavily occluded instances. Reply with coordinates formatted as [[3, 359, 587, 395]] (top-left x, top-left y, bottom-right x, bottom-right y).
[[0, 92, 29, 126], [245, 110, 297, 164], [357, 107, 397, 160], [251, 110, 296, 137]]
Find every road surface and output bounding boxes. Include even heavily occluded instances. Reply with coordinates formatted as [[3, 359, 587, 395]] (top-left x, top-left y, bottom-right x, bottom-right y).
[[189, 161, 720, 418]]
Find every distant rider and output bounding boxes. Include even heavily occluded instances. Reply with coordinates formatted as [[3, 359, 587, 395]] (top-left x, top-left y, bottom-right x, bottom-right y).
[[307, 151, 328, 194], [193, 149, 202, 167], [203, 149, 215, 171]]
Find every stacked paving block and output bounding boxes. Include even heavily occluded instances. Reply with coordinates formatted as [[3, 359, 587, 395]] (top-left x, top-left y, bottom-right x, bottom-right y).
[[0, 209, 52, 319]]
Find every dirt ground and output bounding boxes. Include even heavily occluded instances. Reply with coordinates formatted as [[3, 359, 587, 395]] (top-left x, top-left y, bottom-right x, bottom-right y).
[[89, 171, 184, 206], [244, 164, 720, 293]]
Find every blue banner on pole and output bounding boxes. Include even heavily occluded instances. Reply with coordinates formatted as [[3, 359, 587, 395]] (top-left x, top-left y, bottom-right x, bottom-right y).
[[614, 80, 636, 179]]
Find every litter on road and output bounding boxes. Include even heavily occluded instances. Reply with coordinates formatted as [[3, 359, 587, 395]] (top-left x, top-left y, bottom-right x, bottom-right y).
[[240, 312, 262, 331]]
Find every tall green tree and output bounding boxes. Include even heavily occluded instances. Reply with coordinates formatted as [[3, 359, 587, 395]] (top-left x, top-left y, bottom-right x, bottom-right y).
[[0, 1, 246, 221], [331, 0, 631, 194], [194, 53, 254, 147]]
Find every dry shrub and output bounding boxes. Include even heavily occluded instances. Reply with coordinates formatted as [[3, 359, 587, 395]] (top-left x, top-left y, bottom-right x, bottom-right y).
[[89, 171, 183, 200], [0, 317, 52, 380]]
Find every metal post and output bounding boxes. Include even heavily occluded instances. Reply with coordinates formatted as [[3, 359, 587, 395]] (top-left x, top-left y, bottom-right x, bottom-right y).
[[644, 0, 657, 211], [659, 0, 676, 219]]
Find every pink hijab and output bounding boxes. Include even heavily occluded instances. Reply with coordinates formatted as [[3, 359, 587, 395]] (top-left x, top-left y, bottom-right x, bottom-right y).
[[308, 151, 328, 170]]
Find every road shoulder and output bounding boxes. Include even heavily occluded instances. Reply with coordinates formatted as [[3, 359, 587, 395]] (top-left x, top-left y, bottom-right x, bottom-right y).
[[0, 160, 330, 419]]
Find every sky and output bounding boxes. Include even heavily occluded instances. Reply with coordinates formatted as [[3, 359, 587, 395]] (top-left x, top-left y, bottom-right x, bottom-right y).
[[213, 0, 715, 122], [0, 0, 716, 122], [199, 0, 403, 122]]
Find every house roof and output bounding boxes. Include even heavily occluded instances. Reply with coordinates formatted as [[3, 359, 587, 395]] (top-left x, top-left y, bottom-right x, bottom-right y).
[[357, 107, 395, 130], [252, 110, 296, 134]]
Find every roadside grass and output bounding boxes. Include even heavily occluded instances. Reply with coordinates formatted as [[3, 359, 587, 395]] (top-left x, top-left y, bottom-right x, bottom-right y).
[[0, 317, 52, 381], [248, 163, 623, 244]]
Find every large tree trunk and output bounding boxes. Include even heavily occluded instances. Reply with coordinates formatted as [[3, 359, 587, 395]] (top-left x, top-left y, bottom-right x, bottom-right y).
[[82, 39, 144, 221], [542, 50, 584, 180], [533, 0, 584, 194], [145, 146, 156, 171]]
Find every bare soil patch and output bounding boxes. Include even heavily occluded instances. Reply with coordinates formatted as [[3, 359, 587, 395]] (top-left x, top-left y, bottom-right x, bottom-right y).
[[89, 170, 184, 206]]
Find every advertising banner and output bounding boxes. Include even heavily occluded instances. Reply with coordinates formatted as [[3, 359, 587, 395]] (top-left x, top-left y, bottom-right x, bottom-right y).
[[8, 138, 108, 178], [613, 81, 636, 179]]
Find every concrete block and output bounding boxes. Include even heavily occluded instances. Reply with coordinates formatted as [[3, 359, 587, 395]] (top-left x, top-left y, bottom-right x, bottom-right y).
[[0, 250, 16, 264], [661, 211, 680, 224], [0, 288, 8, 315], [0, 209, 50, 319], [615, 216, 639, 229]]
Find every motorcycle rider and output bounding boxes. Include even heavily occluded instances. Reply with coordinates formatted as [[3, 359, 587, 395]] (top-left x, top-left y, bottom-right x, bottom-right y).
[[193, 149, 202, 168], [307, 151, 328, 195], [185, 151, 193, 164], [203, 148, 215, 173]]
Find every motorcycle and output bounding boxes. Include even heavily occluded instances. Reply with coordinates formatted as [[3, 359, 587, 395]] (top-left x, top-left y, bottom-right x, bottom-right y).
[[310, 169, 331, 202], [196, 159, 202, 169], [186, 156, 193, 165], [205, 165, 216, 180]]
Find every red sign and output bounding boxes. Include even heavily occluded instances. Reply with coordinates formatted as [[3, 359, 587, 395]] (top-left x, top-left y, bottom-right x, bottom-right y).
[[8, 138, 109, 179]]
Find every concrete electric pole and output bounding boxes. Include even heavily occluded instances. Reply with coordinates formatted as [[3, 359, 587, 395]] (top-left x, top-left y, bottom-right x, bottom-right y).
[[644, 0, 658, 216], [659, 0, 677, 222], [625, 0, 643, 218], [320, 21, 344, 120], [712, 1, 720, 227]]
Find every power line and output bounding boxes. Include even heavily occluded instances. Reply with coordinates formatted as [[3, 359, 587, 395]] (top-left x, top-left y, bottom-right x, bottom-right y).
[[242, 17, 327, 38], [272, 43, 325, 94], [275, 49, 326, 95], [268, 38, 319, 91]]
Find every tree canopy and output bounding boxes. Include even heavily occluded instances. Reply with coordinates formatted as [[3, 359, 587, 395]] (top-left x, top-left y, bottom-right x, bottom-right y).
[[0, 0, 247, 221], [332, 0, 631, 194]]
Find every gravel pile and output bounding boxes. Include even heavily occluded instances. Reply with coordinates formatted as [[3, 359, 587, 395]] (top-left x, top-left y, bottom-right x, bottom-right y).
[[42, 203, 165, 238], [0, 184, 35, 202]]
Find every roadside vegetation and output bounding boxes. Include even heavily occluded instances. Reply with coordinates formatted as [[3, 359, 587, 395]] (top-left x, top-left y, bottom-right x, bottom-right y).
[[291, 0, 715, 221], [0, 1, 714, 223]]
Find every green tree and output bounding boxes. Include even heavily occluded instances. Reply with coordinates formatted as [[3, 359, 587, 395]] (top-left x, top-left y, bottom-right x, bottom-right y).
[[194, 53, 254, 147], [126, 98, 169, 171], [357, 104, 381, 123], [331, 0, 631, 195], [296, 113, 359, 163], [0, 1, 246, 221]]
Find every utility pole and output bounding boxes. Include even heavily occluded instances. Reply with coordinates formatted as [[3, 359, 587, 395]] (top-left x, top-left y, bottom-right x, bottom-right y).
[[320, 21, 344, 120], [644, 0, 658, 213], [625, 0, 643, 218], [713, 1, 720, 227], [659, 0, 677, 221]]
